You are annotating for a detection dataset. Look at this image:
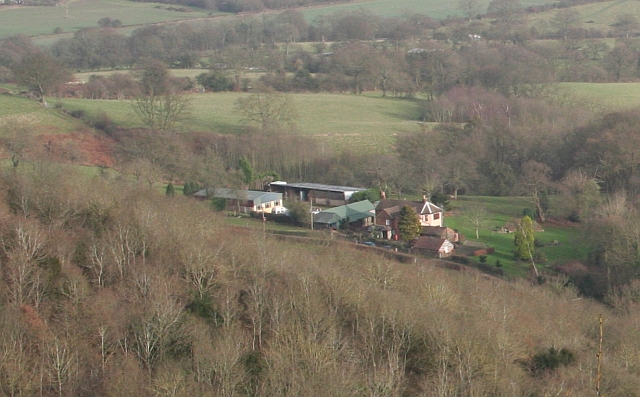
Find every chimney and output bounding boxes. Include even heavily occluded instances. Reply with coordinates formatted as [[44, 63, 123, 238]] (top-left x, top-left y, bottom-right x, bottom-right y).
[[423, 195, 428, 203]]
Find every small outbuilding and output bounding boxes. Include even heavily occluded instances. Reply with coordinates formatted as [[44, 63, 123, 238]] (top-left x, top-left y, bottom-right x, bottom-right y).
[[313, 200, 375, 229], [411, 236, 455, 258]]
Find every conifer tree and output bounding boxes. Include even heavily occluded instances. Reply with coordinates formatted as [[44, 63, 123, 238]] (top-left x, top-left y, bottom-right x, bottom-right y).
[[514, 215, 535, 260], [397, 205, 421, 242], [166, 182, 175, 197]]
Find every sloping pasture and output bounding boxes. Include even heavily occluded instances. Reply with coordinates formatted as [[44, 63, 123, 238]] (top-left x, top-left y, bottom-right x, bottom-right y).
[[60, 91, 424, 152]]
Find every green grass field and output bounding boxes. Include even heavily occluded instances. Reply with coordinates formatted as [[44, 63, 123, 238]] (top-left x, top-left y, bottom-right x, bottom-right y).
[[1, 0, 569, 41], [0, 94, 83, 135], [300, 0, 553, 20], [444, 196, 588, 277], [13, 79, 640, 154], [59, 91, 424, 151], [561, 82, 640, 110], [0, 0, 213, 39]]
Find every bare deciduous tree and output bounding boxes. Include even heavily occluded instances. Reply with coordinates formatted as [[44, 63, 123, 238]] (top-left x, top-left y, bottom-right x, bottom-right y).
[[520, 160, 553, 222], [11, 50, 71, 106], [2, 220, 47, 307], [132, 93, 192, 131], [465, 203, 489, 239], [0, 118, 35, 169], [45, 337, 77, 397], [235, 90, 298, 133]]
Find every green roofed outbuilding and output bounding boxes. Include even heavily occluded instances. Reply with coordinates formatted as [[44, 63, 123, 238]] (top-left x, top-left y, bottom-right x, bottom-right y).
[[313, 200, 375, 229]]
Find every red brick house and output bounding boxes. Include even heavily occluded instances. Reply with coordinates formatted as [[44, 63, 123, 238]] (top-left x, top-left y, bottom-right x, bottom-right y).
[[375, 197, 444, 240]]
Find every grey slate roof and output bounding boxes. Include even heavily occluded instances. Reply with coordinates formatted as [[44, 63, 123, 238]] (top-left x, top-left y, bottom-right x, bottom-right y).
[[376, 199, 442, 215]]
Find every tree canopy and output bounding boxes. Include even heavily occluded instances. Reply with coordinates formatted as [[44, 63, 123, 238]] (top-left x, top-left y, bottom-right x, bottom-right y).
[[12, 50, 71, 105]]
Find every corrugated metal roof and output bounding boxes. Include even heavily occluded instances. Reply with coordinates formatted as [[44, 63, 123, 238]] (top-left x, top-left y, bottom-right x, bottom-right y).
[[270, 181, 365, 193], [313, 212, 342, 225], [194, 188, 282, 205]]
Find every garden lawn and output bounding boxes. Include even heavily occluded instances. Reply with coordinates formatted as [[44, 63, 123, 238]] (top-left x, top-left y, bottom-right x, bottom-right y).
[[445, 196, 588, 277]]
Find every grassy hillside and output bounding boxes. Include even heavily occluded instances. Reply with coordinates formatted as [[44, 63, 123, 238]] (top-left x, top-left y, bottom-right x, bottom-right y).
[[577, 0, 640, 26], [0, 0, 213, 39], [60, 92, 424, 151], [0, 94, 83, 135]]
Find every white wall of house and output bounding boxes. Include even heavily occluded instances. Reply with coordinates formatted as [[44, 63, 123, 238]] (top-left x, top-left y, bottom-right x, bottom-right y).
[[420, 212, 443, 227]]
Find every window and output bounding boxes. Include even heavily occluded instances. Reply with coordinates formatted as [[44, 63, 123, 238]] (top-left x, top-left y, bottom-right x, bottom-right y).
[[385, 219, 390, 226], [434, 213, 440, 220]]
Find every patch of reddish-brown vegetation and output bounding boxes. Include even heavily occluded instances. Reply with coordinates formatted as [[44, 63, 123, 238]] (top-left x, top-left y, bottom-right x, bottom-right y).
[[37, 130, 115, 167], [553, 260, 589, 275], [20, 304, 48, 334]]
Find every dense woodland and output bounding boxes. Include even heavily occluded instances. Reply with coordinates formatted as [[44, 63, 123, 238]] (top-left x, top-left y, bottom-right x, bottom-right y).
[[1, 162, 640, 396], [3, 1, 640, 394]]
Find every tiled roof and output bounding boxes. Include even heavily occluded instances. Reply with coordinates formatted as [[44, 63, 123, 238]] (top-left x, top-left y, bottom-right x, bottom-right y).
[[413, 236, 446, 251]]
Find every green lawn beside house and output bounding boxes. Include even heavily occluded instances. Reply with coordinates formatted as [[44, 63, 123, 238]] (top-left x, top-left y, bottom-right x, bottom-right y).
[[443, 196, 588, 277]]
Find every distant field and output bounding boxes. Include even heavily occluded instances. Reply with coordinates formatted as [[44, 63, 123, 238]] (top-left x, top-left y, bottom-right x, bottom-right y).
[[528, 0, 640, 33], [301, 0, 553, 20], [574, 0, 640, 29], [561, 82, 640, 110], [0, 0, 564, 41], [0, 0, 213, 39], [75, 68, 228, 80], [3, 0, 636, 45], [60, 92, 424, 151]]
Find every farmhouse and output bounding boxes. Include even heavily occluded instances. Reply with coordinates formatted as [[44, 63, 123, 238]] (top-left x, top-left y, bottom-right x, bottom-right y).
[[269, 181, 365, 206], [313, 200, 375, 230], [193, 188, 283, 214], [375, 197, 444, 239]]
